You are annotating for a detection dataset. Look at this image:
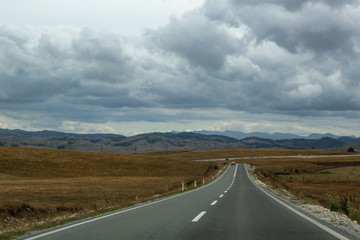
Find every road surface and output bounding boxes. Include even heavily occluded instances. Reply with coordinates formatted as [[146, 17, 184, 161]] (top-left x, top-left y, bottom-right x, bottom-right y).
[[18, 164, 358, 240]]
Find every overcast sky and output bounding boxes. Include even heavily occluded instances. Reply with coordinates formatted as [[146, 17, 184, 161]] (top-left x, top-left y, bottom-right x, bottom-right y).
[[1, 0, 359, 137]]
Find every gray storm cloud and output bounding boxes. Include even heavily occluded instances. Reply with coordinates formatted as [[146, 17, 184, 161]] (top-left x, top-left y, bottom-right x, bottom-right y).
[[1, 0, 360, 131]]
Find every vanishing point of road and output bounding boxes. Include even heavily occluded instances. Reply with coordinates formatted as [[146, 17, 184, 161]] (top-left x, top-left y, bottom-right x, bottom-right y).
[[18, 164, 359, 240]]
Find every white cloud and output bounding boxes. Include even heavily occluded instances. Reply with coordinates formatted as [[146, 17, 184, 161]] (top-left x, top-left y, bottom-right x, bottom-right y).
[[0, 0, 205, 35]]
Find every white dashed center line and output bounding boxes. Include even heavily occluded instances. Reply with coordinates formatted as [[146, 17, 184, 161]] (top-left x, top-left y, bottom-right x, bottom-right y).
[[192, 165, 238, 224], [192, 211, 206, 222]]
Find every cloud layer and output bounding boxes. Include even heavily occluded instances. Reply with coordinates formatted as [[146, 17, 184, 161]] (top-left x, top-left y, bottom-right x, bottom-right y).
[[1, 0, 360, 135]]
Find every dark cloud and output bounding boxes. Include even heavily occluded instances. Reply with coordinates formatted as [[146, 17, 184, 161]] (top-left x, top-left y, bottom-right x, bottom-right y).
[[0, 24, 135, 108], [200, 0, 360, 114], [146, 12, 243, 70], [229, 0, 359, 11], [205, 1, 360, 55]]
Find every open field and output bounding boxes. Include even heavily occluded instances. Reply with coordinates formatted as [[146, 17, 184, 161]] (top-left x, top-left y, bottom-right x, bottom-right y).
[[0, 147, 356, 239], [238, 154, 360, 223], [0, 147, 228, 239]]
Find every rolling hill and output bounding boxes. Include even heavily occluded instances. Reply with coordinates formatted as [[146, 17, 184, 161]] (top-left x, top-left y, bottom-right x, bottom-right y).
[[0, 128, 359, 153]]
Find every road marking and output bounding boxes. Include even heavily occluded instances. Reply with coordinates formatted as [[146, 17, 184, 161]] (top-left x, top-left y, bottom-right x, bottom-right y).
[[245, 165, 350, 240], [192, 211, 206, 222], [211, 200, 218, 206], [219, 194, 224, 198], [224, 190, 227, 193]]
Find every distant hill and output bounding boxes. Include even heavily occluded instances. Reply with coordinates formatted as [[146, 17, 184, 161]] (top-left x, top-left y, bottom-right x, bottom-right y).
[[306, 133, 342, 139], [193, 130, 357, 140], [194, 130, 304, 140], [239, 137, 347, 150], [0, 128, 359, 153], [0, 129, 125, 139]]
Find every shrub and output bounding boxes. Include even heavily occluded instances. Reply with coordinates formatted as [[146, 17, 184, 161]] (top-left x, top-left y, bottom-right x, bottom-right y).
[[325, 193, 341, 212], [298, 191, 305, 200], [347, 201, 360, 222], [339, 194, 355, 215], [325, 193, 360, 222]]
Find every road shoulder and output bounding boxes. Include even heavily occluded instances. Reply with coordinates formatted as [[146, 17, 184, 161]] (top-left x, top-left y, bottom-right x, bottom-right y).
[[245, 164, 360, 240]]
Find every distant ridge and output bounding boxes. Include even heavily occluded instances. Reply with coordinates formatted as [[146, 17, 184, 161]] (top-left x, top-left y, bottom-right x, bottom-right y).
[[193, 130, 356, 140], [0, 129, 126, 138], [0, 128, 359, 153]]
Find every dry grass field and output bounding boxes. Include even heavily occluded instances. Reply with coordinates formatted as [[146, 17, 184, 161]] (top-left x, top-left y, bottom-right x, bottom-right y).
[[0, 147, 357, 239], [239, 153, 360, 223], [0, 147, 228, 239]]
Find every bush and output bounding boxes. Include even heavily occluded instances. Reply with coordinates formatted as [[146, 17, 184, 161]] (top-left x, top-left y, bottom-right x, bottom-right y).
[[339, 194, 355, 215], [325, 193, 360, 222], [298, 191, 305, 200], [325, 193, 341, 212], [347, 201, 360, 222]]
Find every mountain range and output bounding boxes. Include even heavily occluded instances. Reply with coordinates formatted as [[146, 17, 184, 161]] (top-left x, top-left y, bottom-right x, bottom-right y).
[[0, 128, 359, 153], [192, 130, 357, 140]]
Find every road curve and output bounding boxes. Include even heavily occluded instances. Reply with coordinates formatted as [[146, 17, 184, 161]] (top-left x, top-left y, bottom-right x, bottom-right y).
[[17, 164, 359, 240]]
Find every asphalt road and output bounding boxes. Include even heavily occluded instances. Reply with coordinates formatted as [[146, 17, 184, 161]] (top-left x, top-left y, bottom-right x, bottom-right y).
[[18, 164, 359, 240]]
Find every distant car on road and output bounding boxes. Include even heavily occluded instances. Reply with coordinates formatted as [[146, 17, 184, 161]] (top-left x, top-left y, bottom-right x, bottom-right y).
[[231, 162, 236, 165]]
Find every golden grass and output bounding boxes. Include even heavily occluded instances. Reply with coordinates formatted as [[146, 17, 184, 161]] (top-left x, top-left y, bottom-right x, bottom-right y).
[[0, 147, 228, 238]]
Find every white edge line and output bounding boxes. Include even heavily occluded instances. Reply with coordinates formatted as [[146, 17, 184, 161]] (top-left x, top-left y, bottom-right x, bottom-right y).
[[244, 165, 350, 240], [192, 211, 206, 222], [24, 166, 231, 240]]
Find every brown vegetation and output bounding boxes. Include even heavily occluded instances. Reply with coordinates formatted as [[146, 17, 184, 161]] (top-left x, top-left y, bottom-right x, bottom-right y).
[[0, 147, 227, 239]]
